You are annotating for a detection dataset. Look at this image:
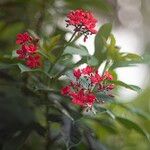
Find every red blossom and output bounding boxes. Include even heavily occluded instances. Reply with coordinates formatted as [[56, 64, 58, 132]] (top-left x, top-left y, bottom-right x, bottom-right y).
[[71, 90, 85, 106], [106, 84, 115, 90], [16, 48, 27, 59], [26, 55, 41, 68], [16, 32, 31, 45], [73, 69, 81, 79], [91, 72, 102, 84], [82, 66, 94, 75], [103, 71, 113, 80], [61, 86, 70, 95], [61, 66, 115, 109], [16, 32, 42, 69], [86, 93, 96, 106], [25, 44, 37, 53], [66, 9, 97, 42]]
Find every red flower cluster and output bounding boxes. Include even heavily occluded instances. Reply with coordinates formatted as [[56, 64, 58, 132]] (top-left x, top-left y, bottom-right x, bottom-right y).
[[16, 32, 41, 68], [61, 66, 115, 108], [66, 9, 97, 42]]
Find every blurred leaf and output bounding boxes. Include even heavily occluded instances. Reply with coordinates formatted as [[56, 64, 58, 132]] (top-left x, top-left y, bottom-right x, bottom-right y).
[[109, 80, 142, 93], [47, 114, 62, 123], [117, 103, 150, 121], [62, 118, 81, 149], [122, 53, 142, 61], [95, 119, 118, 134], [94, 23, 112, 63], [45, 35, 61, 51], [17, 63, 32, 73], [95, 106, 115, 119], [116, 117, 149, 141], [64, 45, 89, 56], [38, 49, 56, 63], [85, 131, 108, 150], [96, 92, 114, 102], [0, 22, 25, 40], [65, 70, 76, 82], [87, 56, 98, 66]]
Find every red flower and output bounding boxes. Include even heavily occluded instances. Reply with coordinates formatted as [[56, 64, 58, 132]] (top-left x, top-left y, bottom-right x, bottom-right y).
[[16, 32, 31, 45], [71, 90, 85, 106], [91, 72, 103, 84], [103, 71, 113, 80], [61, 86, 70, 95], [26, 55, 41, 68], [86, 93, 96, 106], [25, 44, 37, 53], [66, 9, 97, 42], [82, 66, 94, 75], [16, 32, 42, 69], [106, 84, 115, 90], [73, 69, 81, 79], [61, 66, 115, 109], [16, 47, 27, 59]]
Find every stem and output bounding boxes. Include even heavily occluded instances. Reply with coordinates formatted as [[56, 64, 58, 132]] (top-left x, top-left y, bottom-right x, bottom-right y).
[[48, 30, 78, 73], [66, 30, 77, 46], [45, 96, 50, 150]]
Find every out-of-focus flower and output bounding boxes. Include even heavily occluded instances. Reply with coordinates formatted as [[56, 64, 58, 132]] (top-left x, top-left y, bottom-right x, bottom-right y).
[[16, 32, 32, 45], [66, 9, 97, 42], [73, 69, 82, 79], [61, 86, 70, 95], [16, 32, 41, 68], [104, 71, 113, 80], [26, 55, 41, 68], [82, 66, 94, 75]]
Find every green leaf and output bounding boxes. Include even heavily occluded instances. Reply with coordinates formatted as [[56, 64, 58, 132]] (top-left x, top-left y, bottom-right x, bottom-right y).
[[64, 45, 89, 56], [122, 53, 142, 61], [17, 63, 52, 79], [17, 63, 32, 73], [95, 119, 118, 134], [65, 71, 76, 82], [95, 106, 115, 119], [109, 80, 142, 93], [96, 92, 114, 102], [0, 63, 16, 69], [38, 49, 56, 63], [62, 119, 81, 149], [117, 103, 150, 120], [87, 56, 98, 66], [47, 35, 61, 51], [116, 117, 149, 141], [94, 23, 112, 62]]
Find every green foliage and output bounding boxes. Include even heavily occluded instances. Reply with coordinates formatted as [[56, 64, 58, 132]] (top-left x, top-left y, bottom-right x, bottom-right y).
[[0, 1, 149, 150]]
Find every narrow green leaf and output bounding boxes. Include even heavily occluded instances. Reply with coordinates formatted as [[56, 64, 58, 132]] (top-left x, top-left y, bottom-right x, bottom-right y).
[[116, 117, 149, 141], [109, 80, 142, 93], [18, 63, 32, 73]]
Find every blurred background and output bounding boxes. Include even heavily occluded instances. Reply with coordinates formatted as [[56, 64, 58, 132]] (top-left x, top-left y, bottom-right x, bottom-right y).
[[0, 0, 150, 150]]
